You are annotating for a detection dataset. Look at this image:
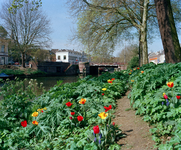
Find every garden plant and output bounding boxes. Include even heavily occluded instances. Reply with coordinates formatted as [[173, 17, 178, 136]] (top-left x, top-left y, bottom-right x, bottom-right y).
[[0, 72, 128, 150]]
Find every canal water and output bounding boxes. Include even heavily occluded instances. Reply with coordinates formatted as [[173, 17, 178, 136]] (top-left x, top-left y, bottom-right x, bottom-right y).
[[21, 76, 80, 91]]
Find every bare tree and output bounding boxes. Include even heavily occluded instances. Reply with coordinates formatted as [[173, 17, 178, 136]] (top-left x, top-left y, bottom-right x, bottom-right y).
[[0, 0, 51, 67]]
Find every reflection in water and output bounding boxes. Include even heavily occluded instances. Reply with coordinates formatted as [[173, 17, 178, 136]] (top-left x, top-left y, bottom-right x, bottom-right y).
[[22, 76, 80, 91]]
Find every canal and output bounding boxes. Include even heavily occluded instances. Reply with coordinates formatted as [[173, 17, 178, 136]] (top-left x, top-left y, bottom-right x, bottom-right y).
[[21, 76, 80, 91]]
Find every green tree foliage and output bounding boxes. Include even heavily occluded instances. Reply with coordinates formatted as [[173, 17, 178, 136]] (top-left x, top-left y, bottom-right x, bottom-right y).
[[127, 56, 139, 69]]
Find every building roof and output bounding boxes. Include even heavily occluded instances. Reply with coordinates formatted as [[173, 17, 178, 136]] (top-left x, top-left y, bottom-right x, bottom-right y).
[[57, 49, 87, 56]]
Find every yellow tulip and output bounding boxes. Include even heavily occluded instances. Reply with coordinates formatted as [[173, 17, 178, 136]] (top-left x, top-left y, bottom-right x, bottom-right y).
[[32, 112, 38, 117], [102, 88, 107, 91], [98, 112, 108, 119]]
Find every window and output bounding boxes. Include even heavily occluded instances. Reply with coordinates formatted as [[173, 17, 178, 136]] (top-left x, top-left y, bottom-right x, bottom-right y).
[[64, 55, 66, 60], [1, 45, 5, 52], [58, 56, 60, 60]]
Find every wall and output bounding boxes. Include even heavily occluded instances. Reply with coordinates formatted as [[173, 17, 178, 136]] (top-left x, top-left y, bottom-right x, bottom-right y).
[[56, 51, 68, 62]]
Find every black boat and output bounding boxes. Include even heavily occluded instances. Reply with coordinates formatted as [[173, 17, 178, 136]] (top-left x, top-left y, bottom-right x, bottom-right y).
[[0, 73, 15, 81]]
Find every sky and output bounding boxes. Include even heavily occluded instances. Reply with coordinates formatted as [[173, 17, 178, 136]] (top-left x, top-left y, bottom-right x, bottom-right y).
[[0, 0, 180, 57]]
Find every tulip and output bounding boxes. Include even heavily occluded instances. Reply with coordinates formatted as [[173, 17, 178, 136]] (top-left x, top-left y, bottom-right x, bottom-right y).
[[69, 117, 73, 120], [163, 94, 168, 99], [112, 122, 115, 126], [32, 120, 38, 125], [102, 88, 107, 91], [93, 125, 100, 134], [71, 112, 75, 115], [141, 71, 144, 73], [176, 96, 181, 99], [21, 120, 27, 127], [167, 82, 174, 88], [31, 112, 38, 117], [79, 98, 86, 104], [98, 112, 108, 119], [102, 93, 105, 96], [104, 105, 112, 112], [111, 78, 115, 80], [77, 116, 83, 121], [66, 102, 73, 107]]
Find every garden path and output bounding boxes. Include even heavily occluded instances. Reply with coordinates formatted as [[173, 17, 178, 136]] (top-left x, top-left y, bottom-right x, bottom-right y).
[[113, 91, 157, 150]]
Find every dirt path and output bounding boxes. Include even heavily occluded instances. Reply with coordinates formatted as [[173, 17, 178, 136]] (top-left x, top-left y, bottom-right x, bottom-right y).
[[113, 91, 157, 150]]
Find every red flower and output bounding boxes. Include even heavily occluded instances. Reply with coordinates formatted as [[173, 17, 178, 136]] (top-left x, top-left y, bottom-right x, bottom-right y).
[[111, 78, 115, 81], [77, 116, 83, 121], [93, 125, 100, 134], [104, 105, 112, 112], [176, 96, 181, 99], [164, 94, 168, 99], [137, 67, 140, 70], [167, 82, 174, 88], [41, 110, 44, 113], [71, 112, 75, 116], [112, 122, 115, 126], [69, 117, 73, 120], [102, 93, 105, 96], [66, 102, 73, 107], [21, 120, 27, 127], [108, 80, 113, 83]]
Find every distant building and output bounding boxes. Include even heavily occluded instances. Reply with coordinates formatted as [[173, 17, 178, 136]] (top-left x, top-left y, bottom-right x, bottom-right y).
[[56, 49, 88, 63], [0, 38, 9, 65], [148, 50, 165, 64]]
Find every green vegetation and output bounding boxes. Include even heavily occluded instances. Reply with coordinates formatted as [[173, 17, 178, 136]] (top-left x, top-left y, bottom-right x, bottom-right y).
[[0, 68, 46, 76], [128, 62, 181, 149], [2, 62, 181, 149], [0, 72, 129, 150]]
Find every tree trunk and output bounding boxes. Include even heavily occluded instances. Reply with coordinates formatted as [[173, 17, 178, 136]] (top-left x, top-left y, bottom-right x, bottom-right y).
[[22, 52, 25, 68], [140, 0, 149, 66], [139, 30, 143, 67], [139, 0, 144, 67], [154, 0, 181, 63]]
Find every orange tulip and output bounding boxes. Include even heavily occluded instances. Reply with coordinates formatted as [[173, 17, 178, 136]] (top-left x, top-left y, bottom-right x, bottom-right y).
[[167, 82, 174, 88], [32, 120, 38, 125], [141, 71, 144, 73]]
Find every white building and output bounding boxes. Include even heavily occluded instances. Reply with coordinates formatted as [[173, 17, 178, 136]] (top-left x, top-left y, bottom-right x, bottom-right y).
[[148, 50, 165, 64], [56, 49, 88, 63]]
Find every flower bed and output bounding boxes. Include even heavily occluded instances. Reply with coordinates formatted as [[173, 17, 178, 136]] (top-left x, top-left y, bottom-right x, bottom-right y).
[[128, 62, 181, 149], [0, 72, 129, 149]]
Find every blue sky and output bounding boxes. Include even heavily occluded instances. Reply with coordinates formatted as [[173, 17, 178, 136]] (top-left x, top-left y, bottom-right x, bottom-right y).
[[0, 0, 180, 56]]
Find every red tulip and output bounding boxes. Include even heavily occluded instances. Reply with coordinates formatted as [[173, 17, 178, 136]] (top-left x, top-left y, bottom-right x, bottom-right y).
[[167, 82, 174, 88], [164, 94, 168, 99], [66, 102, 73, 107], [112, 122, 115, 126], [71, 112, 75, 115], [93, 125, 100, 134], [176, 96, 181, 99], [111, 78, 115, 81], [102, 93, 105, 96], [21, 120, 27, 127], [104, 105, 112, 112], [69, 117, 73, 120], [77, 116, 83, 121], [137, 67, 140, 70]]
